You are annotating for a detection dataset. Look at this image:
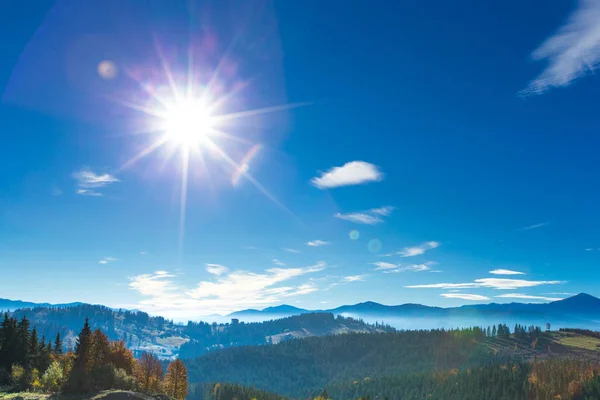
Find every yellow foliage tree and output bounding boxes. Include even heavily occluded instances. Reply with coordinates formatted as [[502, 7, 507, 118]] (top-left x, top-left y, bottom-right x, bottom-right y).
[[164, 359, 188, 400], [135, 352, 163, 393]]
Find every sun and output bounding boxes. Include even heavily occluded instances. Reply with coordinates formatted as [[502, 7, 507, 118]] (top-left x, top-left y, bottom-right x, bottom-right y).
[[163, 100, 215, 148]]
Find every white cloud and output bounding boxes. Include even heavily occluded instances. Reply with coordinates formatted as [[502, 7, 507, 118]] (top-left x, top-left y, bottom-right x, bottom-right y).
[[283, 248, 300, 253], [495, 293, 563, 302], [379, 262, 437, 273], [72, 167, 120, 196], [329, 274, 368, 288], [489, 269, 525, 275], [334, 206, 395, 225], [406, 277, 564, 290], [544, 292, 575, 295], [140, 251, 147, 255], [386, 241, 440, 257], [206, 264, 229, 276], [129, 271, 177, 297], [272, 258, 286, 266], [77, 189, 102, 196], [311, 161, 383, 189], [441, 293, 490, 301], [518, 221, 551, 231], [335, 212, 383, 225], [521, 1, 600, 96], [372, 261, 398, 270], [98, 257, 116, 264], [307, 240, 331, 247], [99, 260, 108, 265], [370, 206, 395, 216], [342, 275, 367, 282], [129, 262, 326, 318]]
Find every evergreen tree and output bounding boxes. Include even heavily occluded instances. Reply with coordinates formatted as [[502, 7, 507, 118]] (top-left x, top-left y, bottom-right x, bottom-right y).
[[29, 326, 40, 370], [54, 332, 63, 354], [65, 317, 93, 393], [16, 316, 31, 368]]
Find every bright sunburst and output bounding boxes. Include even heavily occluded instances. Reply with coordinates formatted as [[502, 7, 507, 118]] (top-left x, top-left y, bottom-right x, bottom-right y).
[[114, 42, 305, 255], [162, 100, 215, 149]]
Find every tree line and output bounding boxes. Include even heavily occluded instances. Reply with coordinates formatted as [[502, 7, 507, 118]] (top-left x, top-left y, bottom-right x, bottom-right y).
[[0, 314, 188, 399], [189, 359, 600, 400]]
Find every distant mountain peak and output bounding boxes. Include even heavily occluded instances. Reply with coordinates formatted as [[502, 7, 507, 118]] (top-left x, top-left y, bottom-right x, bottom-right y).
[[262, 305, 307, 313], [552, 292, 600, 304]]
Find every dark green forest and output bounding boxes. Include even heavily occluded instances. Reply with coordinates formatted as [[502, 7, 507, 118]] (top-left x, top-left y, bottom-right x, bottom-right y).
[[184, 325, 547, 397], [187, 360, 600, 400]]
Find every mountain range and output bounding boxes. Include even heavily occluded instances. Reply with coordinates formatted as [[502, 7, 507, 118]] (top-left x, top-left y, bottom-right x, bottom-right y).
[[228, 293, 600, 329], [4, 293, 600, 346]]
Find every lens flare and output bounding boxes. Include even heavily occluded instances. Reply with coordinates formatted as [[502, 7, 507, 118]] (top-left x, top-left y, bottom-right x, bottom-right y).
[[232, 144, 262, 187]]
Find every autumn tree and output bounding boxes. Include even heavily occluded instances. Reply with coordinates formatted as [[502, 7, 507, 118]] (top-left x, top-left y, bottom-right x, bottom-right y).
[[109, 340, 136, 375], [136, 352, 163, 393], [165, 359, 188, 400]]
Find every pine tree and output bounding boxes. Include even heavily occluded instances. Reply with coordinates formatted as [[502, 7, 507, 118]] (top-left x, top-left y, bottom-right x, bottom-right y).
[[16, 316, 31, 368], [29, 326, 40, 370], [65, 317, 93, 393], [54, 332, 63, 354]]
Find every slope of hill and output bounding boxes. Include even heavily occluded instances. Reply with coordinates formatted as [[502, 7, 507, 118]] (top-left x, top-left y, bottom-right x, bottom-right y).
[[184, 326, 570, 398], [7, 305, 391, 360], [184, 326, 600, 399]]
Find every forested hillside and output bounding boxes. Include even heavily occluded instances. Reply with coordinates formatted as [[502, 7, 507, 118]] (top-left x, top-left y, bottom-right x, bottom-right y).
[[184, 324, 598, 399], [7, 306, 390, 359], [189, 360, 600, 400]]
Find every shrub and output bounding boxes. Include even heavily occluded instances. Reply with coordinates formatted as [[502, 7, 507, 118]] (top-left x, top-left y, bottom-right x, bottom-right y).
[[42, 361, 66, 393]]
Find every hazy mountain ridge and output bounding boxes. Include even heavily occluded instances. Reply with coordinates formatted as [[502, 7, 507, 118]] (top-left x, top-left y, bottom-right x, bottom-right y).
[[5, 305, 390, 360], [229, 293, 600, 324]]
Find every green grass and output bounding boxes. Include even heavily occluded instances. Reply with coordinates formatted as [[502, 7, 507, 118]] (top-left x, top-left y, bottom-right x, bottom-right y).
[[552, 331, 600, 351]]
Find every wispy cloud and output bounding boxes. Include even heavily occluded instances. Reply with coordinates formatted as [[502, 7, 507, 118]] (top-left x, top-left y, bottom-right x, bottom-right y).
[[52, 188, 63, 196], [206, 264, 229, 276], [495, 293, 563, 302], [521, 0, 600, 96], [140, 251, 147, 255], [335, 212, 383, 225], [328, 274, 368, 288], [370, 206, 395, 216], [407, 277, 564, 290], [72, 167, 120, 196], [272, 258, 286, 266], [311, 161, 383, 189], [98, 257, 117, 265], [489, 269, 525, 275], [376, 262, 437, 273], [283, 248, 300, 253], [518, 221, 551, 231], [441, 293, 490, 301], [544, 292, 575, 296], [307, 240, 331, 247], [372, 261, 398, 270], [129, 262, 326, 318], [385, 241, 440, 257], [334, 206, 395, 225]]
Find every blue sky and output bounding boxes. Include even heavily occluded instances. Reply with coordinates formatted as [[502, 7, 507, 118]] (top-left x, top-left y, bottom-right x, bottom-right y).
[[2, 0, 600, 319]]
